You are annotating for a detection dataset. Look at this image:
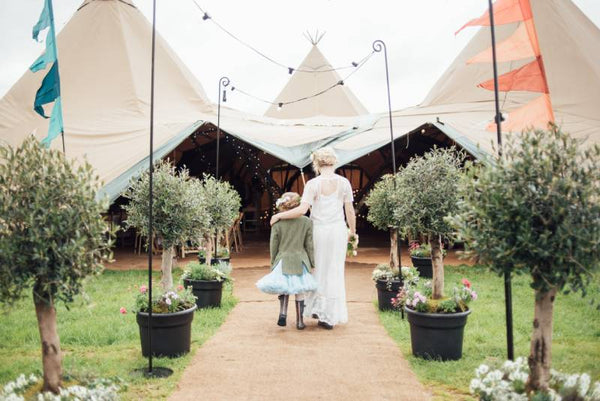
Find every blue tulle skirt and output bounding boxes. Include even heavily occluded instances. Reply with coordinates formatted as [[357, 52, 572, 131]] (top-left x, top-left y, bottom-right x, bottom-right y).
[[256, 261, 318, 295]]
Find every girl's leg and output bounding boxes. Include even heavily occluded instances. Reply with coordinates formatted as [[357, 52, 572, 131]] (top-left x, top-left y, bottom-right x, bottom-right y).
[[295, 293, 305, 330], [277, 294, 289, 327]]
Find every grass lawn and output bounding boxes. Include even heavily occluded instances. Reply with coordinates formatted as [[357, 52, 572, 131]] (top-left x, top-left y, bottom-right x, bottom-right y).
[[378, 264, 600, 401], [0, 268, 237, 400]]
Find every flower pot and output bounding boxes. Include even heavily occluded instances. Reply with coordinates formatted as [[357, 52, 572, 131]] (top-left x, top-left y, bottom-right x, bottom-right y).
[[375, 279, 403, 311], [183, 278, 224, 308], [198, 256, 230, 265], [136, 305, 197, 358], [410, 256, 433, 278], [405, 307, 471, 361]]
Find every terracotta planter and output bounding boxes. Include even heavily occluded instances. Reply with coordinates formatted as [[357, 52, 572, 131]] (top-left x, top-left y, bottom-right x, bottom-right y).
[[136, 305, 197, 358], [405, 307, 471, 361]]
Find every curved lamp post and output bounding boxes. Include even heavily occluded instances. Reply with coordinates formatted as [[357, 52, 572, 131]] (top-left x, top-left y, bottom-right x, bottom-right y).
[[214, 76, 230, 260], [373, 39, 401, 268]]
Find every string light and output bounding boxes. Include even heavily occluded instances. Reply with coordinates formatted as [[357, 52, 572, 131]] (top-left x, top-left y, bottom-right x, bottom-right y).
[[230, 52, 373, 108], [190, 0, 371, 75]]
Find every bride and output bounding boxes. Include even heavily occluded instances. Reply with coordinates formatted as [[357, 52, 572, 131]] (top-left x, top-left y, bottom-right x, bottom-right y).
[[270, 147, 356, 329]]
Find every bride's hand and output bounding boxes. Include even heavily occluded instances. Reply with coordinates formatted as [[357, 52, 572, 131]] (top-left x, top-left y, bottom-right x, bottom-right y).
[[270, 214, 280, 226]]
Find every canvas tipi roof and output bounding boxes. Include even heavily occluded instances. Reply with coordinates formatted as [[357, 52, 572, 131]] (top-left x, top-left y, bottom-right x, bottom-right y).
[[331, 0, 600, 163], [264, 45, 368, 119]]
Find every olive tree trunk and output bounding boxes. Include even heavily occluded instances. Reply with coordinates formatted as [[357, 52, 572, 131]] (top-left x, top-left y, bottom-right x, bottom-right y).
[[389, 228, 399, 270], [161, 246, 175, 290], [204, 234, 214, 265], [430, 234, 444, 299], [527, 286, 557, 392], [34, 290, 62, 394]]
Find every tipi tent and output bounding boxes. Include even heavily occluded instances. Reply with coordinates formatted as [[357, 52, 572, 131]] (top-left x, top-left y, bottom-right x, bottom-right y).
[[1, 0, 598, 205], [331, 0, 600, 164], [264, 43, 368, 118]]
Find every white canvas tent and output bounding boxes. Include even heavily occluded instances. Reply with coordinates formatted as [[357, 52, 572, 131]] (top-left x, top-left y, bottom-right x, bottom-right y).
[[1, 0, 598, 203], [263, 44, 368, 119], [332, 0, 600, 164]]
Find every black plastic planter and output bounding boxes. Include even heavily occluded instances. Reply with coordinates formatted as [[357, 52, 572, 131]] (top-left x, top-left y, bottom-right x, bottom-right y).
[[410, 256, 433, 278], [136, 305, 197, 358], [405, 307, 471, 361], [375, 279, 403, 311], [198, 256, 230, 265], [183, 278, 224, 309]]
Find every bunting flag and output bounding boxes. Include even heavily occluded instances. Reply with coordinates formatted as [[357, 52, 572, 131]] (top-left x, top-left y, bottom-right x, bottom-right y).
[[30, 0, 64, 147], [478, 59, 546, 92], [458, 0, 554, 132]]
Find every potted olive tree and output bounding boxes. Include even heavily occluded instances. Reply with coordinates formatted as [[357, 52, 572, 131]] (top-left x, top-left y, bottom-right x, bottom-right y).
[[450, 126, 600, 393], [0, 137, 113, 393], [123, 161, 209, 290], [123, 161, 209, 357], [395, 147, 470, 360], [197, 174, 241, 265], [181, 261, 232, 308]]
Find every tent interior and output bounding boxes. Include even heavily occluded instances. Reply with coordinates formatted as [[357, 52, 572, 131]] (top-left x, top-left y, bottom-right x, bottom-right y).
[[108, 121, 477, 251]]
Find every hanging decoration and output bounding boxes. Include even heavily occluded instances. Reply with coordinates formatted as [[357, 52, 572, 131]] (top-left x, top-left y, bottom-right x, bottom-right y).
[[458, 0, 554, 132]]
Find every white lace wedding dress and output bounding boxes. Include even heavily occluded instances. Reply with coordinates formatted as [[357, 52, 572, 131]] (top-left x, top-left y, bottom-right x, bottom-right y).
[[301, 174, 353, 326]]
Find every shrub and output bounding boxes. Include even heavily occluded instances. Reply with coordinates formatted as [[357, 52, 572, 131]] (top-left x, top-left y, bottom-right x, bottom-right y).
[[182, 262, 232, 283]]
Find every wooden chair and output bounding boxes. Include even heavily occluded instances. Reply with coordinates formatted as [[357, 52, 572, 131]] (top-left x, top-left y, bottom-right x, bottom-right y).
[[226, 212, 244, 253]]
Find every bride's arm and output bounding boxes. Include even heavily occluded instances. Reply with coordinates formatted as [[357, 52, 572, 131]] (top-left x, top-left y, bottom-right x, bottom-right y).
[[344, 202, 356, 236], [270, 203, 310, 226]]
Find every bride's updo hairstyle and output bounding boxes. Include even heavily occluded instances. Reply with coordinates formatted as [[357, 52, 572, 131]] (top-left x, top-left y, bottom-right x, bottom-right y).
[[310, 147, 338, 174]]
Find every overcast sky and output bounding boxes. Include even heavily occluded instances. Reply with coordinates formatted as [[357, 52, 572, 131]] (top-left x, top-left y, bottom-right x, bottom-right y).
[[1, 0, 599, 115]]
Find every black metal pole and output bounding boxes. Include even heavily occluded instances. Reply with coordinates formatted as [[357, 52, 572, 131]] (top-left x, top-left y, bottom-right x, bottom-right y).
[[147, 0, 157, 373], [488, 0, 514, 361], [373, 39, 401, 267], [215, 76, 230, 261]]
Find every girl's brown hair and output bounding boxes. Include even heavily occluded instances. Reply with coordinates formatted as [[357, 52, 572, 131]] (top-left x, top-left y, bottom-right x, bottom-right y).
[[276, 192, 301, 211]]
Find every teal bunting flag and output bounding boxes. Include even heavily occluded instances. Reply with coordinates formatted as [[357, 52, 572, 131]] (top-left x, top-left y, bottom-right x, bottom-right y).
[[30, 0, 64, 147]]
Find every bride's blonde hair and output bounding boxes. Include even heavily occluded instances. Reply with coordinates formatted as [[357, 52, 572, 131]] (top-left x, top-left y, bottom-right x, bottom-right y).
[[310, 147, 338, 174]]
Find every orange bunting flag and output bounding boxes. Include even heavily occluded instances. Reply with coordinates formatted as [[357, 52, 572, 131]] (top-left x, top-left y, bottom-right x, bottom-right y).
[[487, 94, 554, 132], [455, 0, 533, 35], [478, 59, 547, 93], [468, 23, 537, 64]]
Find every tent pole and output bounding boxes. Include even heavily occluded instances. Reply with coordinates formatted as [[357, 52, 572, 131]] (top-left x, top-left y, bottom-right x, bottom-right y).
[[373, 39, 401, 267], [487, 0, 513, 361]]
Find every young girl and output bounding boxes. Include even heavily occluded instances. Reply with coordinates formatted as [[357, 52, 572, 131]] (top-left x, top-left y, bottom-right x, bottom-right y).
[[256, 192, 317, 330]]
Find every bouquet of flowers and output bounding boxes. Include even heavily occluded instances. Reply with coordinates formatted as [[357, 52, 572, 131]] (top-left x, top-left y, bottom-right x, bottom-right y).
[[347, 230, 359, 257]]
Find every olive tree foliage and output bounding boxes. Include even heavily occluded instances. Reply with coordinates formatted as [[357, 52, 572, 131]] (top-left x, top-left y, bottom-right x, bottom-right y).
[[449, 126, 600, 392], [122, 161, 210, 289], [366, 173, 403, 269], [0, 136, 113, 393], [196, 174, 241, 264], [395, 147, 465, 298], [199, 174, 241, 230]]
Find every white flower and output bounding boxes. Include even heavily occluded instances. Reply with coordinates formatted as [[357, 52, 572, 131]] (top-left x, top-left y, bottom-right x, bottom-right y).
[[578, 373, 590, 397], [475, 364, 490, 377], [166, 298, 172, 305]]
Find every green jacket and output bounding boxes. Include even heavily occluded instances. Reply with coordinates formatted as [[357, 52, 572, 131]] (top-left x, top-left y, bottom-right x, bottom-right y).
[[270, 216, 315, 275]]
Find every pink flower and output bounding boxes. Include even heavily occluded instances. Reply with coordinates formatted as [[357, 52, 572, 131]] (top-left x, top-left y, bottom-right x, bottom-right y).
[[119, 307, 127, 314], [177, 285, 184, 291], [471, 291, 478, 301], [140, 285, 147, 294], [462, 278, 471, 288]]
